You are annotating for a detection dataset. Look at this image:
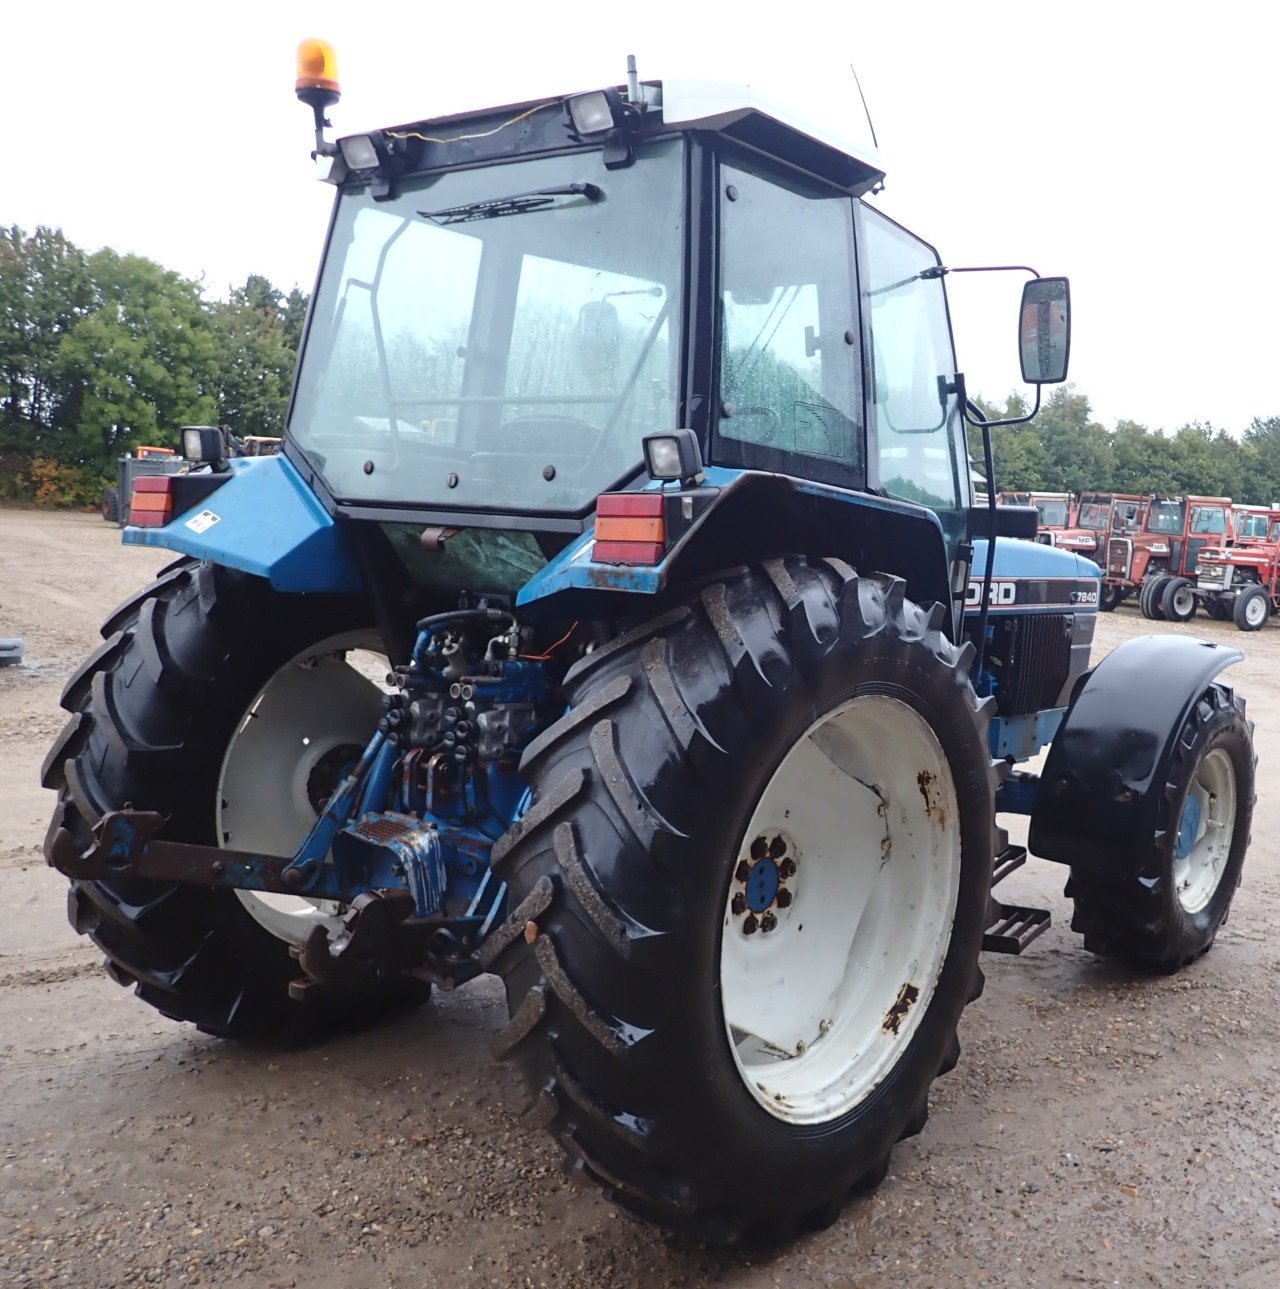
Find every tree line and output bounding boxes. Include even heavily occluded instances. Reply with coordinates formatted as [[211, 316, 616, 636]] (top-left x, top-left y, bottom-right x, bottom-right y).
[[0, 225, 305, 504], [6, 222, 1280, 509], [970, 388, 1280, 505]]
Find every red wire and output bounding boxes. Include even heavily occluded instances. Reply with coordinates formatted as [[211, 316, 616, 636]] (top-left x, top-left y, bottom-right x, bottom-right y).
[[521, 622, 579, 661]]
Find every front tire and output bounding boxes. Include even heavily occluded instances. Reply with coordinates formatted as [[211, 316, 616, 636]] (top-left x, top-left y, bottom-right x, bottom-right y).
[[1066, 684, 1253, 970], [42, 560, 426, 1041], [488, 559, 995, 1243], [1233, 585, 1270, 631]]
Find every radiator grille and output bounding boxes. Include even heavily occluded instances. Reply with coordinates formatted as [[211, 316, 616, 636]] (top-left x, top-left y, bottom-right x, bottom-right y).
[[1000, 613, 1073, 716]]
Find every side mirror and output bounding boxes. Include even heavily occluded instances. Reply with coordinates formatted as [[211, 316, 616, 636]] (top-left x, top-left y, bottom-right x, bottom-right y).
[[1018, 277, 1071, 384]]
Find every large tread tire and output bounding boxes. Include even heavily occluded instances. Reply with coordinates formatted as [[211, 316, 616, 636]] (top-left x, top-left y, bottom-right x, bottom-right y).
[[488, 558, 996, 1244], [1066, 684, 1254, 971], [1099, 584, 1121, 612], [42, 559, 426, 1042], [1206, 599, 1232, 622], [101, 487, 121, 525]]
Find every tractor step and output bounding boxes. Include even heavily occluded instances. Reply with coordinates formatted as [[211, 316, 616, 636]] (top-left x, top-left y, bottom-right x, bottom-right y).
[[991, 843, 1027, 887], [984, 846, 1051, 953], [983, 901, 1051, 954]]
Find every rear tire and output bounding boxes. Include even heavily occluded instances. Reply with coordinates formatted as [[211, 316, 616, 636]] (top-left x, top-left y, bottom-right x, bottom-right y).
[[1099, 584, 1121, 612], [1066, 684, 1253, 970], [1206, 599, 1232, 622], [42, 560, 428, 1041], [101, 487, 120, 524], [488, 559, 995, 1243], [1233, 585, 1270, 631], [1141, 575, 1171, 620], [1161, 576, 1196, 623]]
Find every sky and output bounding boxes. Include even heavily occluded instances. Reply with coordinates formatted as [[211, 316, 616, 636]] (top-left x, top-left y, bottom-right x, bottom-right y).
[[3, 0, 1275, 435]]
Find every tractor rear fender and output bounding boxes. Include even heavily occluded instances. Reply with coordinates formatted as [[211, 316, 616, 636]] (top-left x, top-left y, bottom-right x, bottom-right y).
[[1028, 634, 1243, 868], [121, 453, 363, 594], [517, 468, 952, 626]]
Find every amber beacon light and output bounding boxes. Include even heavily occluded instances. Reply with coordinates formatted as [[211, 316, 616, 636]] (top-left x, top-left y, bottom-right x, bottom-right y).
[[296, 38, 340, 107]]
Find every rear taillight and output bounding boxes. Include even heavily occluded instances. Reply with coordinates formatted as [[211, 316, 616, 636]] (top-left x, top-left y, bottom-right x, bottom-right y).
[[593, 493, 665, 565], [128, 476, 173, 528]]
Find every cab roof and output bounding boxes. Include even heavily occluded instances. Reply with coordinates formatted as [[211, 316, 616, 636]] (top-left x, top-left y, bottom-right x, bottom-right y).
[[363, 78, 886, 197]]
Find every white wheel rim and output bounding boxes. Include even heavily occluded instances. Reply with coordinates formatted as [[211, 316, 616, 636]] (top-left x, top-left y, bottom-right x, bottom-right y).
[[1174, 746, 1237, 914], [1245, 594, 1267, 626], [1172, 585, 1194, 616], [218, 631, 389, 945], [719, 694, 962, 1125]]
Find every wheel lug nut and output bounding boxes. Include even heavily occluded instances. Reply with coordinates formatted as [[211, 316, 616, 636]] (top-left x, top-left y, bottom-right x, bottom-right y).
[[735, 861, 751, 883], [743, 914, 759, 935], [731, 893, 747, 916], [779, 858, 797, 879], [775, 889, 792, 909], [760, 911, 778, 933]]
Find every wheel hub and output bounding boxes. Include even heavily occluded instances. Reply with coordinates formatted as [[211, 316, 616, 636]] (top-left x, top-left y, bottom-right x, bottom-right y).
[[1175, 794, 1202, 860], [730, 831, 797, 934]]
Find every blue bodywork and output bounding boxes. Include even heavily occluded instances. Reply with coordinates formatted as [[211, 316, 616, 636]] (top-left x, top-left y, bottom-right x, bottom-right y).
[[123, 454, 363, 594], [966, 537, 1102, 770]]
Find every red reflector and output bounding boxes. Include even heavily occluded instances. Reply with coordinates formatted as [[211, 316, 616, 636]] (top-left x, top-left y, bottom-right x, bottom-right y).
[[593, 540, 666, 565], [596, 492, 664, 518], [128, 509, 171, 527], [129, 476, 172, 527]]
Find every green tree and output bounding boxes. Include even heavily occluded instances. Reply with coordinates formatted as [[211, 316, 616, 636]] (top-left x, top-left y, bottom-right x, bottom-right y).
[[0, 226, 93, 446], [209, 275, 303, 438], [55, 249, 219, 466]]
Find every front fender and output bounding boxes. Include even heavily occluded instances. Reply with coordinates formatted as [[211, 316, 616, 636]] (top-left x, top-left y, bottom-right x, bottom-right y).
[[1028, 634, 1243, 868], [121, 454, 362, 594]]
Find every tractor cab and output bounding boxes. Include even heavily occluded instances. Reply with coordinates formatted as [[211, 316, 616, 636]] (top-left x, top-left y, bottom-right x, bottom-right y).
[[271, 66, 1067, 631]]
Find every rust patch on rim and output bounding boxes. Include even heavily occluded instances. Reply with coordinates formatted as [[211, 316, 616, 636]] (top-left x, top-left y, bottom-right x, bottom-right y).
[[917, 769, 947, 829], [883, 982, 920, 1035]]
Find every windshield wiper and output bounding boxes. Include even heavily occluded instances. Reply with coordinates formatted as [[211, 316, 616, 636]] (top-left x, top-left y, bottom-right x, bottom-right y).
[[419, 183, 602, 225]]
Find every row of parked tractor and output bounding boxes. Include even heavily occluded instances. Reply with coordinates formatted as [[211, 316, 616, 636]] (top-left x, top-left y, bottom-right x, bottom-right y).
[[1001, 490, 1280, 631]]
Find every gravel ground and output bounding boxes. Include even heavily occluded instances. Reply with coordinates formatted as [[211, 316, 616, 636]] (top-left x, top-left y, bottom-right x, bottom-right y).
[[3, 507, 1280, 1288]]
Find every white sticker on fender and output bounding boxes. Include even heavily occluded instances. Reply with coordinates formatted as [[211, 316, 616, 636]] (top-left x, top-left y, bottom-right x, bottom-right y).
[[185, 509, 221, 534]]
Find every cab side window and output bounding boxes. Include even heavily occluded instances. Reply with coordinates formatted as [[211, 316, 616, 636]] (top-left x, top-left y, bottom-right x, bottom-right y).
[[859, 206, 963, 513], [716, 161, 862, 485]]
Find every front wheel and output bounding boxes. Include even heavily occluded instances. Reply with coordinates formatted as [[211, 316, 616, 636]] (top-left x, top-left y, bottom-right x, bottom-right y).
[[1099, 583, 1121, 612], [489, 559, 996, 1243], [1233, 585, 1270, 631], [1066, 683, 1253, 970]]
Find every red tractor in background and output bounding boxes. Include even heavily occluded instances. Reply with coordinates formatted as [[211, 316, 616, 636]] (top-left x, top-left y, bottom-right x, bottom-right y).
[[1194, 510, 1280, 629], [1231, 504, 1273, 545], [1074, 492, 1145, 608], [1106, 494, 1232, 621], [1000, 490, 1097, 557]]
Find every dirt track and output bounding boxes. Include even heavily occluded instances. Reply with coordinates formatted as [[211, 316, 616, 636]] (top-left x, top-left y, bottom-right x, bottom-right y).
[[3, 507, 1280, 1288]]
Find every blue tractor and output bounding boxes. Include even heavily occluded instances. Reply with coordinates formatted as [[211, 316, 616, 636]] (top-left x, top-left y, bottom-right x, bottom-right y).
[[44, 46, 1255, 1245]]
